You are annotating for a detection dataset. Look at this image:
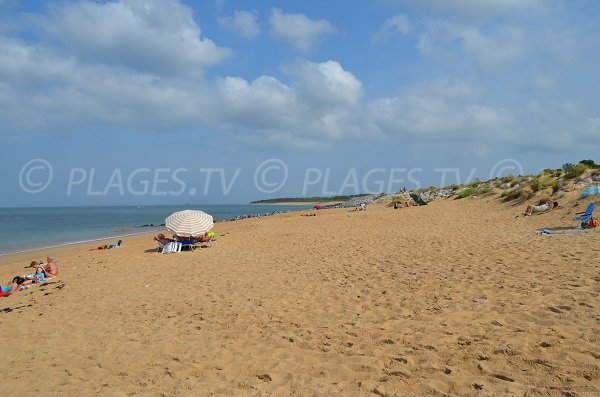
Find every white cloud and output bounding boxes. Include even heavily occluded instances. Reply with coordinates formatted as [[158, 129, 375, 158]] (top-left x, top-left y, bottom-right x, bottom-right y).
[[456, 26, 528, 71], [0, 33, 366, 147], [0, 35, 213, 131], [286, 60, 362, 108], [38, 0, 232, 76], [419, 23, 528, 72], [216, 75, 295, 130], [372, 14, 412, 44], [218, 10, 260, 39], [269, 8, 336, 53], [367, 78, 512, 140], [417, 34, 433, 54], [213, 60, 366, 146]]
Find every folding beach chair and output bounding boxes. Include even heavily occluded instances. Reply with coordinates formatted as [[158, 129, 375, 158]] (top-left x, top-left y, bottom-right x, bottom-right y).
[[573, 202, 595, 222], [162, 241, 182, 254], [109, 240, 122, 248]]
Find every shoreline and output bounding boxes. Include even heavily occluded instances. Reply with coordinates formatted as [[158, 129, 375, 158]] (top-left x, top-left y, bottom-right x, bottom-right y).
[[0, 207, 314, 267], [0, 229, 162, 267], [0, 205, 313, 260], [251, 201, 341, 206], [0, 229, 162, 258]]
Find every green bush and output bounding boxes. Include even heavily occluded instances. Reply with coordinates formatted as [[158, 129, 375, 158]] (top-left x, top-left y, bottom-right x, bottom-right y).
[[579, 159, 600, 168], [467, 179, 481, 188], [531, 176, 557, 192], [499, 176, 516, 185], [564, 163, 587, 179], [502, 186, 534, 202], [457, 188, 478, 199]]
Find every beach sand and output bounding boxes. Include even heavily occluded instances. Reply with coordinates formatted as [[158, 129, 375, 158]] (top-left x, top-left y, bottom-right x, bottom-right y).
[[1, 196, 599, 396]]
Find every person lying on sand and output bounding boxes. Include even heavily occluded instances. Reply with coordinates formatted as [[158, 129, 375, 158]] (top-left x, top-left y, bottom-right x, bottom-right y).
[[193, 232, 216, 245], [154, 233, 174, 245], [1, 276, 32, 294], [523, 200, 558, 216]]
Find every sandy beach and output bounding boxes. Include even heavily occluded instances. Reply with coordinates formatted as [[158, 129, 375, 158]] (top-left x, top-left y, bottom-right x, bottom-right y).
[[1, 195, 599, 396]]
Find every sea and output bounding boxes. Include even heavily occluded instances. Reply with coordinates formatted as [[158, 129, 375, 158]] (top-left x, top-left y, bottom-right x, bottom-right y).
[[0, 204, 313, 256]]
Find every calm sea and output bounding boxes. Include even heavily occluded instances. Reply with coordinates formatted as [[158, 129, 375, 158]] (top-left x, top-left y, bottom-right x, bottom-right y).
[[0, 204, 312, 255]]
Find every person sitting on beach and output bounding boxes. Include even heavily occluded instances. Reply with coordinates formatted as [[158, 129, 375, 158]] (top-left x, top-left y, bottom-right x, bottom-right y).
[[29, 261, 48, 281], [154, 233, 174, 245], [523, 200, 558, 216], [30, 257, 59, 277], [1, 276, 32, 294]]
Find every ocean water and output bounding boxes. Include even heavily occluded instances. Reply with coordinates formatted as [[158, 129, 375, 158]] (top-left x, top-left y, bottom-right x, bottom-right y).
[[0, 204, 312, 255]]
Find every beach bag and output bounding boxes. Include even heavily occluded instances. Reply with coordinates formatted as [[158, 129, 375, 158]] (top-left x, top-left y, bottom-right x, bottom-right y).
[[581, 217, 599, 229]]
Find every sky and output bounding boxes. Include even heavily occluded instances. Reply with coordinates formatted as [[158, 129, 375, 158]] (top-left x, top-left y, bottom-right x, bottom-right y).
[[1, 0, 599, 206]]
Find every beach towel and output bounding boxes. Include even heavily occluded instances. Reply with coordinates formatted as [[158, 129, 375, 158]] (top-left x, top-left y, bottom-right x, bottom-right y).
[[580, 186, 600, 198], [162, 241, 182, 254], [537, 229, 590, 235]]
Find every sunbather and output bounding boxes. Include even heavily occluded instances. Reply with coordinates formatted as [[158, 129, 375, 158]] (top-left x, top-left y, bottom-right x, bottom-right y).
[[192, 232, 216, 245], [1, 276, 32, 294], [154, 233, 174, 245], [523, 200, 558, 216]]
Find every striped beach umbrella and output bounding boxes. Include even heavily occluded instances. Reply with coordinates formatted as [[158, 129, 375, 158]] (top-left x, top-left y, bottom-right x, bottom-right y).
[[165, 210, 214, 238]]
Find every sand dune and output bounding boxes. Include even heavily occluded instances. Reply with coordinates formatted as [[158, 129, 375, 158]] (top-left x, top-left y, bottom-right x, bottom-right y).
[[1, 195, 599, 396]]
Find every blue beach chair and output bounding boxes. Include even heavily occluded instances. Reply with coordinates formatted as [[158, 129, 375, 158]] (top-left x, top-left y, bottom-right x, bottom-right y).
[[179, 239, 195, 251], [573, 202, 595, 222]]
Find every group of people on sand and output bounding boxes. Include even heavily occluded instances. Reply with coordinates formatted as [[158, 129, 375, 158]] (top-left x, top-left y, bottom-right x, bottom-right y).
[[1, 257, 59, 296], [393, 201, 418, 209], [153, 232, 215, 248], [350, 203, 369, 212]]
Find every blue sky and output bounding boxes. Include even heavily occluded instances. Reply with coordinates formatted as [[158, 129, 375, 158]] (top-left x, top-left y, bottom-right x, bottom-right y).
[[1, 0, 599, 206]]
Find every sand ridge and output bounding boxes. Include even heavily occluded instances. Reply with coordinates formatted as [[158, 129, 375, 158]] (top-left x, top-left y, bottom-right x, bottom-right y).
[[0, 196, 599, 396]]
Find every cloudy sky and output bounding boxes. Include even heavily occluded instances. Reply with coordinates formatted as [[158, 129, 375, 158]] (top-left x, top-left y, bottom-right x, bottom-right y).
[[1, 0, 599, 206]]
